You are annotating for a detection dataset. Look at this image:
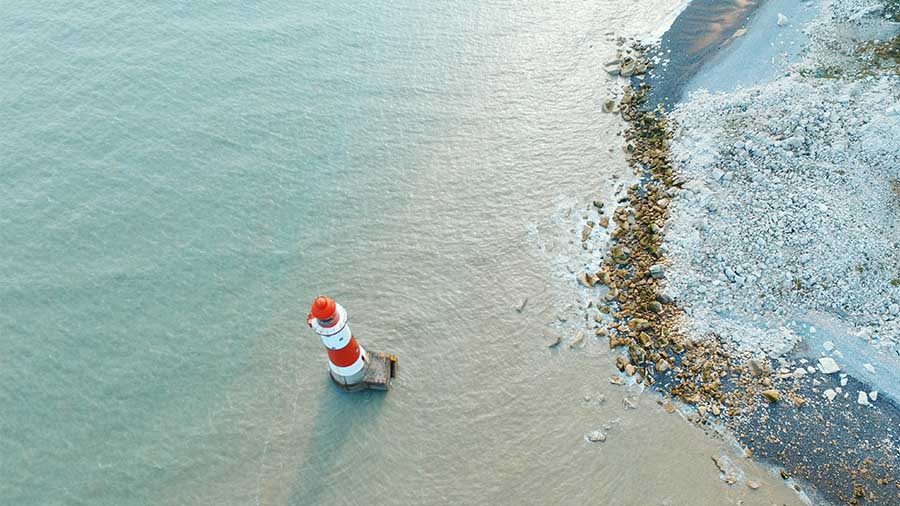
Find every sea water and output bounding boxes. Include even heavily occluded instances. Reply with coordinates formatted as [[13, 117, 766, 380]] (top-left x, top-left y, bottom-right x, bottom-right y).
[[1, 1, 805, 505]]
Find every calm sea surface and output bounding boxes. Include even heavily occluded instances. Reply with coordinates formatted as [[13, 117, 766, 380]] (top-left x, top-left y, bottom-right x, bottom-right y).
[[1, 2, 805, 505]]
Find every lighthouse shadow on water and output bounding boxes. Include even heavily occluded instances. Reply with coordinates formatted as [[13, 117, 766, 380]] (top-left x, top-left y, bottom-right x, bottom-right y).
[[289, 296, 393, 504], [290, 386, 386, 505]]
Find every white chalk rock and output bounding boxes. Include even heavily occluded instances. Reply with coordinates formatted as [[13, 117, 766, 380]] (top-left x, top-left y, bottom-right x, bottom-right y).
[[823, 340, 834, 352], [869, 391, 878, 402], [863, 363, 875, 374], [818, 357, 840, 374], [823, 389, 837, 401], [857, 391, 869, 406], [777, 13, 789, 26], [587, 430, 607, 443]]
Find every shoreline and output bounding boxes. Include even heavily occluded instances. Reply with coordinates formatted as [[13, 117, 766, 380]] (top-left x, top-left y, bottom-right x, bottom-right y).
[[644, 0, 766, 107], [588, 0, 900, 504]]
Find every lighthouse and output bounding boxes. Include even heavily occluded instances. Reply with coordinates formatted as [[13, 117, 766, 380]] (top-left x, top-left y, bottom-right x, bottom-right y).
[[307, 296, 397, 392]]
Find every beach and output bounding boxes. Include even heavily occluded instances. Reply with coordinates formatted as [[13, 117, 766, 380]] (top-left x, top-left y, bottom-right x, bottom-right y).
[[586, 0, 900, 503]]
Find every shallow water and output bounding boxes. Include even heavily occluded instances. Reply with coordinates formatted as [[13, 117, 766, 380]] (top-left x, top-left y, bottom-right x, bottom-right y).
[[1, 1, 806, 505]]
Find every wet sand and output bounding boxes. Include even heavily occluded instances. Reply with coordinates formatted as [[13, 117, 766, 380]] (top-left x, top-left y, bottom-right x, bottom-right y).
[[644, 0, 762, 107]]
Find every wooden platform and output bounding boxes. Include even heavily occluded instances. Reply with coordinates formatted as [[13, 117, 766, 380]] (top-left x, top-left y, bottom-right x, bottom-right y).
[[330, 351, 397, 392]]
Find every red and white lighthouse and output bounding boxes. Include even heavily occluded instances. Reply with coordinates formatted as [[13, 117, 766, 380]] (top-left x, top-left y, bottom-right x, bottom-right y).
[[307, 296, 396, 391]]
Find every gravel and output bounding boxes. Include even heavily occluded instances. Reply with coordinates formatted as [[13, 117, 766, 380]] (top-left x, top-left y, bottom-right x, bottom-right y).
[[663, 0, 900, 360]]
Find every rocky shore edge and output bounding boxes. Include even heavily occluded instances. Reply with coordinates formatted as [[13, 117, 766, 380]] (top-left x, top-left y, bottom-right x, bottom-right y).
[[593, 44, 766, 429], [588, 5, 900, 503]]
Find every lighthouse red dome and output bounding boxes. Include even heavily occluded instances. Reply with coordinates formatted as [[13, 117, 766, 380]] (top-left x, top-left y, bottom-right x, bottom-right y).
[[311, 296, 337, 320]]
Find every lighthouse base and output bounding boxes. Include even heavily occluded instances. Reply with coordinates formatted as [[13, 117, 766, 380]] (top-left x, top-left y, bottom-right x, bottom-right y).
[[329, 351, 398, 392]]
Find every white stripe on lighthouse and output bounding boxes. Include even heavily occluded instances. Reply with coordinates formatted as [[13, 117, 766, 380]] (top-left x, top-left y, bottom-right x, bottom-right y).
[[310, 306, 354, 350], [320, 324, 352, 350], [328, 349, 367, 376]]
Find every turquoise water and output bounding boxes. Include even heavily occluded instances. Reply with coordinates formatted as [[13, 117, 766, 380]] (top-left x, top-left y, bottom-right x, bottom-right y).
[[1, 2, 806, 505]]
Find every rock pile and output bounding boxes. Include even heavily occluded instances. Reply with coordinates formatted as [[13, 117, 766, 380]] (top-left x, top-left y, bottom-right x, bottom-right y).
[[603, 45, 651, 78], [665, 58, 900, 357], [594, 46, 752, 413]]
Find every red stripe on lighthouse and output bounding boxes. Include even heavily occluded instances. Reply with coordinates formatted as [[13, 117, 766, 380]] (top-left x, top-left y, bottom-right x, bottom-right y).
[[327, 336, 361, 367]]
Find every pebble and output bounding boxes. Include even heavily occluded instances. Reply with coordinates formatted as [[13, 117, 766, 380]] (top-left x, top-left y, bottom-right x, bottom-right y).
[[823, 389, 837, 401], [724, 266, 736, 282], [649, 264, 665, 279], [857, 391, 869, 406], [516, 297, 528, 312], [587, 430, 607, 443], [761, 389, 781, 403], [749, 359, 765, 377], [656, 293, 673, 304], [817, 357, 840, 374], [570, 331, 586, 349]]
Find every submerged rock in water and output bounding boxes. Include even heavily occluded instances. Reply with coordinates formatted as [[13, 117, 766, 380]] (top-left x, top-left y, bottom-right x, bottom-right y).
[[570, 331, 586, 349], [579, 272, 599, 287], [516, 297, 528, 313], [582, 222, 594, 242], [586, 430, 607, 443]]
